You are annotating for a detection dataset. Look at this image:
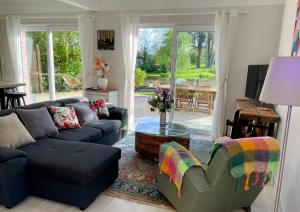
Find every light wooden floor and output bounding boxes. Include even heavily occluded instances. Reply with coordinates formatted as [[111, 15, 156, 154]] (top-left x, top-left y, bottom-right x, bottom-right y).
[[0, 185, 275, 212]]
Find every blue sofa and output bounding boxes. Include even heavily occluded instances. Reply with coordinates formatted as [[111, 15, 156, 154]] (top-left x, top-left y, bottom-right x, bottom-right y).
[[0, 98, 128, 210]]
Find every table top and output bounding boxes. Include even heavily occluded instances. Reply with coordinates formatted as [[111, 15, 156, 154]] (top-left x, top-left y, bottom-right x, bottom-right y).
[[0, 81, 26, 89], [85, 87, 118, 93], [131, 121, 190, 138], [158, 84, 217, 93], [236, 99, 280, 123]]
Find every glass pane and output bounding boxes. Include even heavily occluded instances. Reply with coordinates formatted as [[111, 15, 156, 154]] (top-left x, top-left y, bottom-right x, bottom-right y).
[[52, 31, 82, 100], [173, 31, 216, 135], [21, 31, 49, 103], [135, 28, 173, 127]]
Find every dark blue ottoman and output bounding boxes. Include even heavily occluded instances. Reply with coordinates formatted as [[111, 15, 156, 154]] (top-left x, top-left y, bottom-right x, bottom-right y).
[[19, 138, 121, 210]]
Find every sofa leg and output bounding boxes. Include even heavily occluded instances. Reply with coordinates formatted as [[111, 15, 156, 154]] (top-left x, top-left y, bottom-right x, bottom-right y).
[[242, 207, 251, 212], [6, 206, 12, 209]]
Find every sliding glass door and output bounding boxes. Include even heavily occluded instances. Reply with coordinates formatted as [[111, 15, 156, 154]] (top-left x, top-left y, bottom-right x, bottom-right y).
[[134, 25, 216, 135], [21, 31, 49, 103], [20, 27, 82, 104], [135, 28, 173, 125], [171, 26, 216, 135]]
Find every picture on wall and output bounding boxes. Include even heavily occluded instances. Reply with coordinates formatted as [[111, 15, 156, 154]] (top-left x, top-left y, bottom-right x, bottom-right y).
[[291, 0, 300, 56], [97, 30, 115, 50]]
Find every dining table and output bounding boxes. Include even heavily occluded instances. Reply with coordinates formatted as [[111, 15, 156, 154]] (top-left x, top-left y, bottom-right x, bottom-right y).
[[0, 81, 26, 110], [158, 84, 217, 112]]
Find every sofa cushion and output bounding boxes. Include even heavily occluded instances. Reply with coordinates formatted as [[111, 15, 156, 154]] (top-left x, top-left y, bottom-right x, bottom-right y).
[[52, 127, 102, 142], [66, 102, 99, 125], [86, 120, 122, 136], [49, 106, 81, 130], [18, 138, 121, 186], [17, 107, 59, 139], [0, 113, 35, 148]]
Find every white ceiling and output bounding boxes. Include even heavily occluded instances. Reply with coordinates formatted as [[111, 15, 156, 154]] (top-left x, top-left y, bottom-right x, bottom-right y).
[[0, 0, 284, 14]]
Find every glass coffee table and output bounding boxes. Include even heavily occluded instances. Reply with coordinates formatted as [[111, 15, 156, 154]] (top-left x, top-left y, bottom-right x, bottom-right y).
[[131, 121, 190, 158]]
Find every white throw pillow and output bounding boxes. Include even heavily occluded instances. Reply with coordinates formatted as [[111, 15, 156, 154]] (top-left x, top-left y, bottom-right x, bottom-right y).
[[0, 113, 35, 148]]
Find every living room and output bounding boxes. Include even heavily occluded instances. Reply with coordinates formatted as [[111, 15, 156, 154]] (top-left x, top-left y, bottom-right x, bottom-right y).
[[0, 0, 299, 211]]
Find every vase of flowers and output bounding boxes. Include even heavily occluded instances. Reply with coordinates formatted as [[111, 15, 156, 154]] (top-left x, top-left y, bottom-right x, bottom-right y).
[[95, 57, 112, 90], [148, 88, 174, 131]]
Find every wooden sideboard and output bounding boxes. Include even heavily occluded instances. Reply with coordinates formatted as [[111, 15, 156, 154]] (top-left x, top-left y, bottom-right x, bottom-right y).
[[84, 88, 119, 106], [229, 98, 280, 138]]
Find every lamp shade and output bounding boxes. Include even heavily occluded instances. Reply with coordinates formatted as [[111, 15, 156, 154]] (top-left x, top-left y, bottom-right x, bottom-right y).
[[259, 57, 300, 106]]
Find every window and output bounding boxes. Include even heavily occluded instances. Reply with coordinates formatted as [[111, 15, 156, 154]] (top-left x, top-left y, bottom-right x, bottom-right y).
[[20, 27, 82, 104]]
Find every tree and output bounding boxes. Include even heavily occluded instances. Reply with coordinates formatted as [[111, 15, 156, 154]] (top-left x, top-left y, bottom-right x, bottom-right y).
[[137, 29, 151, 63], [135, 68, 146, 87], [154, 30, 173, 72], [177, 32, 192, 69], [205, 32, 215, 68], [190, 32, 206, 68]]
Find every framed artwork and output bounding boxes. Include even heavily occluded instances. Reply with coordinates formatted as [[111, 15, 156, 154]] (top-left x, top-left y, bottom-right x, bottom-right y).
[[291, 0, 300, 56], [97, 30, 115, 50]]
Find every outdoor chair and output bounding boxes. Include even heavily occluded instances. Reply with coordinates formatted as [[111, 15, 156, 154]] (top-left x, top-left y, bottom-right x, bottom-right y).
[[175, 85, 190, 110], [194, 91, 211, 113], [62, 74, 82, 91]]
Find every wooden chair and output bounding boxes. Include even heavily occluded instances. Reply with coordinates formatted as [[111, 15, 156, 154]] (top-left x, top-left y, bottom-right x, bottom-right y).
[[62, 75, 82, 91], [175, 85, 190, 110], [193, 91, 211, 113]]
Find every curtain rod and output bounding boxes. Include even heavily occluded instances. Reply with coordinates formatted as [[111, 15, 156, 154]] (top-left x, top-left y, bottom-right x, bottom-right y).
[[138, 11, 248, 17]]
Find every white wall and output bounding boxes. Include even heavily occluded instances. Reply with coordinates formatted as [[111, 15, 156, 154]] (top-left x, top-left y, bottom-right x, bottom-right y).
[[276, 0, 300, 211], [93, 12, 126, 107], [225, 5, 283, 120]]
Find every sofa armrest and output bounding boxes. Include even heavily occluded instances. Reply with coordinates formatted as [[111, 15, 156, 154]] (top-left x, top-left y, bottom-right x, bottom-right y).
[[0, 148, 28, 208], [104, 107, 128, 127], [0, 147, 26, 163]]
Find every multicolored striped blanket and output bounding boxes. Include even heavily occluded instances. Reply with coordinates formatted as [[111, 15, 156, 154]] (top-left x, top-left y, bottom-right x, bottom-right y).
[[159, 142, 202, 196], [212, 136, 280, 191]]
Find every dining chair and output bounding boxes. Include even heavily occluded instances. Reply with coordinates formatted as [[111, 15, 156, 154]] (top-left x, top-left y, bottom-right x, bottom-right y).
[[175, 85, 190, 110], [194, 91, 211, 113]]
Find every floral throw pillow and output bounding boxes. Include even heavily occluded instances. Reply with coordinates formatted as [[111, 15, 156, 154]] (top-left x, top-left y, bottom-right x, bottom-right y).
[[87, 99, 109, 118], [49, 106, 81, 130]]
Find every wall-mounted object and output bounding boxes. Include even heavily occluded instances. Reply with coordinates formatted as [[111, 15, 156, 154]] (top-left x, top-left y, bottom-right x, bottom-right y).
[[291, 1, 300, 56], [97, 30, 115, 50]]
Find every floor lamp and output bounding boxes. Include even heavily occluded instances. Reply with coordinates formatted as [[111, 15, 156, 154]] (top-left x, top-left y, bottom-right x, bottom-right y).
[[259, 57, 300, 212]]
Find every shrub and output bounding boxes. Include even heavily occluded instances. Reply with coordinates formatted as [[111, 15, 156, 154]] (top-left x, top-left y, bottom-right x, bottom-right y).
[[135, 68, 146, 87], [160, 72, 170, 79]]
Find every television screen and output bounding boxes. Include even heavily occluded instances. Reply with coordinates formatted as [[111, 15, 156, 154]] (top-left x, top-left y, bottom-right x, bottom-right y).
[[245, 65, 269, 101]]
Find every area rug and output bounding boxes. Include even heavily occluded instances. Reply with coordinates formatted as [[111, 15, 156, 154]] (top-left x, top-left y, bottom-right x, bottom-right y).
[[105, 135, 213, 208]]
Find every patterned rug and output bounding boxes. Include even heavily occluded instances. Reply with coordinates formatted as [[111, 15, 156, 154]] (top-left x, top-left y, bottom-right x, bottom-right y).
[[105, 135, 213, 208]]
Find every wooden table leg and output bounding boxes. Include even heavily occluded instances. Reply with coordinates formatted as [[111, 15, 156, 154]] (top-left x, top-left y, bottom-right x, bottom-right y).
[[267, 123, 275, 137], [0, 88, 5, 110]]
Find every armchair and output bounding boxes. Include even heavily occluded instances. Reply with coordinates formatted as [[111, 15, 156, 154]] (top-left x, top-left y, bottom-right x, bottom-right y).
[[157, 147, 264, 212]]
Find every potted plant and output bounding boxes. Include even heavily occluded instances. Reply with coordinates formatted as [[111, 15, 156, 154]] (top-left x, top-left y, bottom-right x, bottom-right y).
[[95, 57, 113, 90], [148, 88, 174, 129]]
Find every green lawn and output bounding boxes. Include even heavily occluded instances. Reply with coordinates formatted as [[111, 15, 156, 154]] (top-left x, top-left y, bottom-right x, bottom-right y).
[[146, 65, 215, 80], [135, 91, 156, 96]]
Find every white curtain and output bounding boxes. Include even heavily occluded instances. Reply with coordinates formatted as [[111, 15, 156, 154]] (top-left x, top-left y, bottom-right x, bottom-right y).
[[0, 15, 22, 83], [120, 13, 139, 130], [212, 10, 239, 139], [78, 15, 95, 89]]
